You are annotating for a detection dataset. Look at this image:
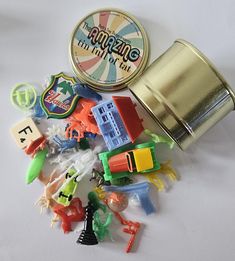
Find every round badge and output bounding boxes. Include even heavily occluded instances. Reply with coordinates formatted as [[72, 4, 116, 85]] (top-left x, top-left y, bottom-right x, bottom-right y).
[[11, 83, 37, 111], [69, 9, 149, 91]]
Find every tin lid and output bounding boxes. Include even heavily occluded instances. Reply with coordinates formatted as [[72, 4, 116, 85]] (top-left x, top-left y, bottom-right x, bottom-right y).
[[69, 9, 149, 92]]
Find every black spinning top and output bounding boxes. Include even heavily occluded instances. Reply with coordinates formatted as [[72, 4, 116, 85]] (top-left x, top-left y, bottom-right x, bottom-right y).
[[77, 201, 98, 245]]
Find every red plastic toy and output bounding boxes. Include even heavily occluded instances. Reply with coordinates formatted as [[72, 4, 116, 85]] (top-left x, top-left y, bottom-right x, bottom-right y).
[[112, 96, 143, 143], [24, 136, 47, 157], [53, 198, 85, 233], [104, 199, 140, 253], [114, 211, 141, 253]]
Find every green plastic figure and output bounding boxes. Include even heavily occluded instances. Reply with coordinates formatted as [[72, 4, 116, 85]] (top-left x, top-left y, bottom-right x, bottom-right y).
[[88, 191, 106, 213], [79, 138, 90, 150], [26, 148, 48, 184], [93, 211, 113, 241], [144, 129, 175, 149], [111, 177, 133, 186]]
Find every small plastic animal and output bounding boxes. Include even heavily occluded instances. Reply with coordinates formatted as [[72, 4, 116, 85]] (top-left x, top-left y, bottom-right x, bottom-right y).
[[65, 98, 100, 142], [73, 83, 102, 102], [90, 169, 111, 187], [53, 135, 78, 153], [93, 211, 113, 241]]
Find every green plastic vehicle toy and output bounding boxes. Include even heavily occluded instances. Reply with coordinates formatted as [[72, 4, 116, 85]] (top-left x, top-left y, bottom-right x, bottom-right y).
[[55, 168, 79, 206], [99, 141, 160, 181]]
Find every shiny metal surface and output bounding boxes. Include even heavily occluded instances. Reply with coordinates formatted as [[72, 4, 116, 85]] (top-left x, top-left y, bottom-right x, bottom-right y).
[[129, 39, 235, 150]]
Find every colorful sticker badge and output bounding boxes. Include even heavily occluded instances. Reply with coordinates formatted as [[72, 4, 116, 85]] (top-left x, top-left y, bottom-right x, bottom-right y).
[[69, 9, 149, 91], [40, 73, 79, 119]]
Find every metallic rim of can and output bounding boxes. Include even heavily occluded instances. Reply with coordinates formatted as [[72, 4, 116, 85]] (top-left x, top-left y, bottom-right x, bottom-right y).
[[176, 39, 235, 109], [129, 88, 185, 149], [69, 8, 150, 92]]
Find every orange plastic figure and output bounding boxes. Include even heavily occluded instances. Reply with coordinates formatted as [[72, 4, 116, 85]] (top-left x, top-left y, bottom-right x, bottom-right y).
[[65, 98, 100, 142]]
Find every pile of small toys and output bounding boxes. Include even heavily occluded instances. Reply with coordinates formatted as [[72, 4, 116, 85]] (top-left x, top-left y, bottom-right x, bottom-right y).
[[10, 72, 178, 253]]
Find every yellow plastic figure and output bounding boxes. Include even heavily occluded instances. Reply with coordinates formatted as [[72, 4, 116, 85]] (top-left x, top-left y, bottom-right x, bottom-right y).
[[144, 161, 179, 191], [156, 161, 179, 181], [144, 173, 165, 191], [94, 186, 106, 200]]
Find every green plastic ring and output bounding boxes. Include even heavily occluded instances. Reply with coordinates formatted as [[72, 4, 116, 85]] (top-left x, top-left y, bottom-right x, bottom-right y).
[[11, 83, 37, 111]]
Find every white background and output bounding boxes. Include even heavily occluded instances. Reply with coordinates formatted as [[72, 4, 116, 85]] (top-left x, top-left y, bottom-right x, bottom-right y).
[[1, 0, 235, 261]]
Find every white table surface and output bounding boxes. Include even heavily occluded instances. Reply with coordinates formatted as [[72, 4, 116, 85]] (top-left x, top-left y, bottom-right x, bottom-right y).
[[1, 0, 235, 260]]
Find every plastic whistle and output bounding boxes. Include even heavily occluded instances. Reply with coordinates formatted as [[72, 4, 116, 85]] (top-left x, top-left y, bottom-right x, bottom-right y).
[[103, 182, 155, 215]]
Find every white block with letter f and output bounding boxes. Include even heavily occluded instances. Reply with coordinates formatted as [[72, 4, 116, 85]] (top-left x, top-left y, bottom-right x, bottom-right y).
[[10, 118, 42, 149]]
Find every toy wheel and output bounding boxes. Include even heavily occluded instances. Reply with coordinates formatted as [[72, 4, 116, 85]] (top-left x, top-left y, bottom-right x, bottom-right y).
[[68, 195, 73, 201], [65, 173, 69, 179], [59, 191, 63, 198], [74, 175, 79, 182]]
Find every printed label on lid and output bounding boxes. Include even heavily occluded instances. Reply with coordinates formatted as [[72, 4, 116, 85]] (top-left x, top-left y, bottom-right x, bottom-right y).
[[70, 10, 148, 88]]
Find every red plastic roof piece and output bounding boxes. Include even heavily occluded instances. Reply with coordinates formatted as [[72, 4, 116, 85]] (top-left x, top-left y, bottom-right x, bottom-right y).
[[112, 96, 144, 142]]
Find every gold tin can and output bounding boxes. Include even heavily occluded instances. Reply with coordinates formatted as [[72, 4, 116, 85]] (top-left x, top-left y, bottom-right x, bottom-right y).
[[69, 9, 149, 92], [129, 39, 235, 150]]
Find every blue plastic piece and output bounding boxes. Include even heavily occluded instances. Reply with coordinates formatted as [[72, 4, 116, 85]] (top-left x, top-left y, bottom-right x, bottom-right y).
[[91, 100, 131, 150], [65, 127, 97, 140], [103, 182, 155, 215], [73, 83, 102, 102], [53, 135, 77, 153], [84, 132, 97, 139], [33, 96, 45, 118]]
